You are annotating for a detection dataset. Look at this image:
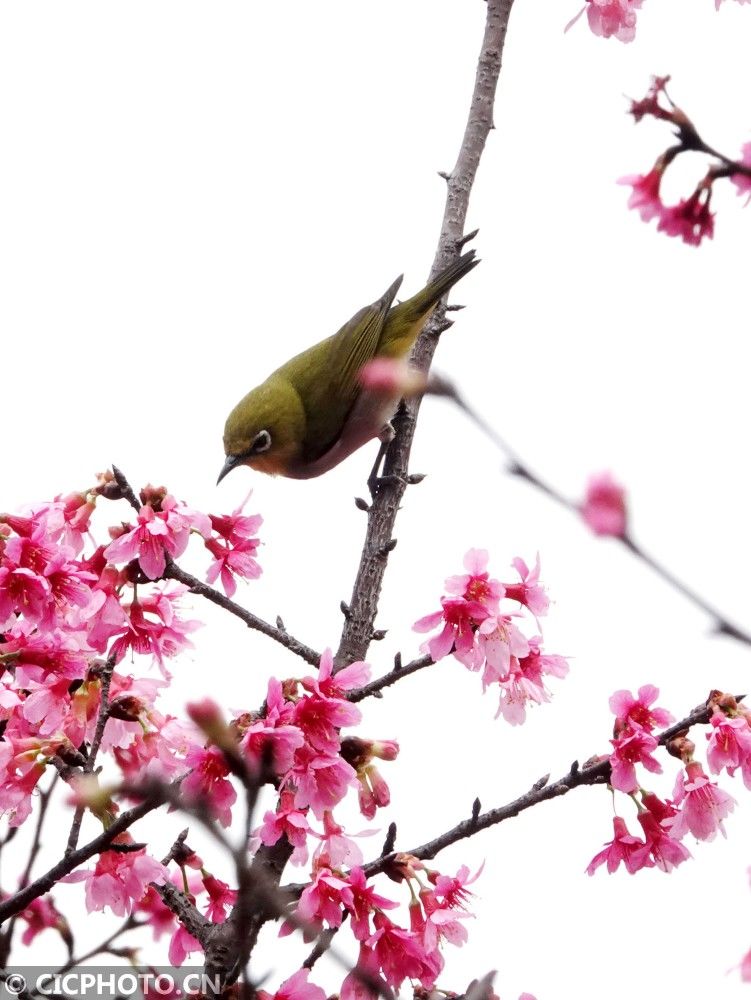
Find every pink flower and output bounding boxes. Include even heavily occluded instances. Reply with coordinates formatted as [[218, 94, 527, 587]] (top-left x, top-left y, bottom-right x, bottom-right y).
[[706, 711, 751, 786], [619, 167, 665, 221], [105, 494, 211, 580], [340, 737, 399, 819], [182, 744, 237, 827], [169, 922, 202, 965], [609, 685, 673, 734], [294, 867, 354, 937], [731, 142, 751, 204], [18, 895, 69, 947], [418, 864, 480, 949], [566, 0, 641, 42], [580, 472, 627, 537], [135, 884, 178, 940], [473, 614, 530, 683], [344, 866, 399, 942], [62, 835, 167, 916], [289, 745, 358, 819], [51, 491, 97, 554], [202, 874, 237, 923], [241, 717, 305, 777], [311, 810, 371, 870], [414, 550, 503, 662], [0, 565, 50, 628], [503, 555, 549, 618], [586, 816, 652, 875], [609, 725, 662, 793], [445, 548, 504, 612], [636, 810, 691, 872], [358, 357, 427, 397], [494, 636, 568, 725], [108, 585, 200, 672], [256, 790, 312, 866], [293, 687, 361, 756], [657, 187, 715, 246], [305, 647, 371, 698], [667, 761, 736, 841], [341, 945, 388, 1000], [414, 598, 480, 661], [0, 740, 47, 827], [256, 970, 326, 1000], [368, 912, 441, 990], [205, 494, 263, 597]]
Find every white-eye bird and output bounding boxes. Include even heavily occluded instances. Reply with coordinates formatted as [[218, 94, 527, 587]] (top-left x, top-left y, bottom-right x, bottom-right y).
[[218, 249, 478, 483]]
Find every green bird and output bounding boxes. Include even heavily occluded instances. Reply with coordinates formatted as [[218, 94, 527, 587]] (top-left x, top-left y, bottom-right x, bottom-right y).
[[217, 249, 478, 484]]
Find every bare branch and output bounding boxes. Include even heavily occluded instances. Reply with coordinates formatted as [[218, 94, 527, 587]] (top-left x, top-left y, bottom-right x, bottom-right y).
[[431, 382, 751, 648], [165, 562, 321, 665], [361, 696, 716, 875], [348, 653, 434, 702], [335, 0, 516, 669]]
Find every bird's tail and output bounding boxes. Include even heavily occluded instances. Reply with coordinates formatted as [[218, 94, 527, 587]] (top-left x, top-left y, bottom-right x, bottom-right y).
[[403, 249, 480, 319]]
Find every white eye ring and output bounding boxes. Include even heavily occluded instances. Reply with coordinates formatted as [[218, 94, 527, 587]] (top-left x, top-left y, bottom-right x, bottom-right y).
[[252, 430, 272, 454]]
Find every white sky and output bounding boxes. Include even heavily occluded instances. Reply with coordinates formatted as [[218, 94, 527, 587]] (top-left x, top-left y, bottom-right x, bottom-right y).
[[2, 2, 751, 998]]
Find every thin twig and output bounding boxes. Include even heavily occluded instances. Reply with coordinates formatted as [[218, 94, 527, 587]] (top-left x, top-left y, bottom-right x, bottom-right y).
[[65, 655, 116, 857], [166, 562, 321, 665], [0, 775, 59, 965], [0, 787, 167, 924], [109, 465, 321, 665], [348, 653, 434, 702], [360, 696, 717, 875], [436, 377, 751, 647], [55, 915, 143, 975]]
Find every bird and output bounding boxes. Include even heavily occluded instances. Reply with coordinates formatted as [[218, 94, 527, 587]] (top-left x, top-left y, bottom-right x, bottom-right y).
[[217, 249, 479, 485]]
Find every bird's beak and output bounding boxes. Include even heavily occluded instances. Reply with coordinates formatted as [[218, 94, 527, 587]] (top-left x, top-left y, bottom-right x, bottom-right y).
[[217, 454, 241, 485]]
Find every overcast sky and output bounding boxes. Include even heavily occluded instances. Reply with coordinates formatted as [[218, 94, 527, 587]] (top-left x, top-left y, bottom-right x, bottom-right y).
[[2, 2, 751, 998]]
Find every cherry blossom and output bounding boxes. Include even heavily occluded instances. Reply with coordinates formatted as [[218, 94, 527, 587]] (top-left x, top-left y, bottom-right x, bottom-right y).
[[580, 472, 627, 537], [609, 685, 673, 734], [667, 761, 736, 841], [205, 493, 263, 597], [706, 710, 751, 786], [586, 816, 652, 875], [731, 142, 751, 204], [619, 167, 664, 221], [609, 726, 662, 793], [62, 835, 167, 916], [256, 969, 326, 1000], [105, 492, 211, 581]]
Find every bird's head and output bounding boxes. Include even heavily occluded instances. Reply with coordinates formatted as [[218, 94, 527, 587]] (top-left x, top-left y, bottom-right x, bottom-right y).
[[218, 377, 306, 483]]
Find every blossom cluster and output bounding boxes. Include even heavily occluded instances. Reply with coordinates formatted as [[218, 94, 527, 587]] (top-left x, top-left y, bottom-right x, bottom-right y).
[[566, 0, 749, 45], [619, 77, 751, 246], [0, 475, 541, 997], [587, 687, 742, 876], [0, 474, 260, 930], [414, 549, 568, 723]]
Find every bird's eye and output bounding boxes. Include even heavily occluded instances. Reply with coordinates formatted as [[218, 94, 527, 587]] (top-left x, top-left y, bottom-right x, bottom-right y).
[[251, 430, 272, 454]]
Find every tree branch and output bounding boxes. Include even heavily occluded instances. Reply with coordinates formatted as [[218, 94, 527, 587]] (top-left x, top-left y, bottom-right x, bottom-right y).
[[348, 653, 434, 702], [109, 465, 320, 665], [361, 696, 716, 876], [335, 0, 516, 669], [0, 788, 167, 924]]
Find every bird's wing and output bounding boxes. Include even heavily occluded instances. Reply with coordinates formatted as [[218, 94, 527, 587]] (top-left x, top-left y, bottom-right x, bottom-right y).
[[326, 274, 403, 413], [281, 275, 404, 463]]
